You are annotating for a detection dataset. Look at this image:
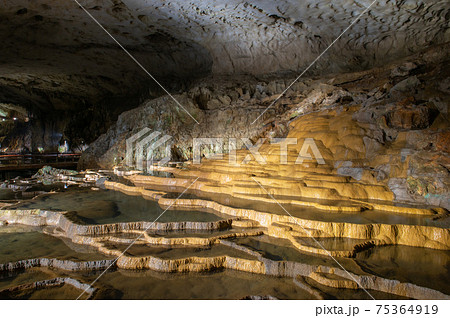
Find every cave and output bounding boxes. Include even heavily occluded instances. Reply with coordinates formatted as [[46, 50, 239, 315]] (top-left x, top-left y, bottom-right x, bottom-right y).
[[0, 0, 449, 304]]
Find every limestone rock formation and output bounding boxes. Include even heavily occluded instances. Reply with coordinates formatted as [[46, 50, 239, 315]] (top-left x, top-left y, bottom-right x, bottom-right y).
[[81, 44, 449, 210]]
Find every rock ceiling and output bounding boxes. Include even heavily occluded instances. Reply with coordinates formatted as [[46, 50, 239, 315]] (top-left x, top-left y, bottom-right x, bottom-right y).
[[0, 0, 449, 113]]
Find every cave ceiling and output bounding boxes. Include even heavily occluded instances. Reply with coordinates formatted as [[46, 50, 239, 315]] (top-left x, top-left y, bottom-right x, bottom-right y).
[[0, 0, 448, 114]]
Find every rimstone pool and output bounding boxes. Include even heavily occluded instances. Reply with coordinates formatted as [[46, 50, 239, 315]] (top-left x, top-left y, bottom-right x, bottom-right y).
[[0, 168, 448, 300], [10, 188, 223, 224]]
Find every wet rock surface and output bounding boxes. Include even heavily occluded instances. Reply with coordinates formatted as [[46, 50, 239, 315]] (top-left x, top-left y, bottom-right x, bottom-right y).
[[0, 174, 448, 299]]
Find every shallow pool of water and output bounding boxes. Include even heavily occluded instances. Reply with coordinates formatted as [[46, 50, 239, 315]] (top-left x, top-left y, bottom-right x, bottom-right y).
[[0, 226, 108, 263], [229, 235, 364, 273], [95, 269, 313, 299], [355, 245, 450, 295], [296, 237, 368, 250], [106, 242, 258, 260], [12, 188, 223, 224], [147, 227, 258, 238], [0, 283, 88, 300], [185, 190, 449, 228]]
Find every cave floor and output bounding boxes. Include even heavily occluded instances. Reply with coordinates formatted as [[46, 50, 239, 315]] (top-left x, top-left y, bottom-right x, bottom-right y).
[[0, 170, 448, 300]]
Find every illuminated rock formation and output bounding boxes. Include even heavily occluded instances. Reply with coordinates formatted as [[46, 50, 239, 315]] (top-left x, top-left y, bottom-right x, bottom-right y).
[[1, 175, 448, 300]]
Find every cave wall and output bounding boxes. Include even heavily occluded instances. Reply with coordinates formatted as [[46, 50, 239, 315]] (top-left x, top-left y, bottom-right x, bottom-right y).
[[0, 0, 449, 153]]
